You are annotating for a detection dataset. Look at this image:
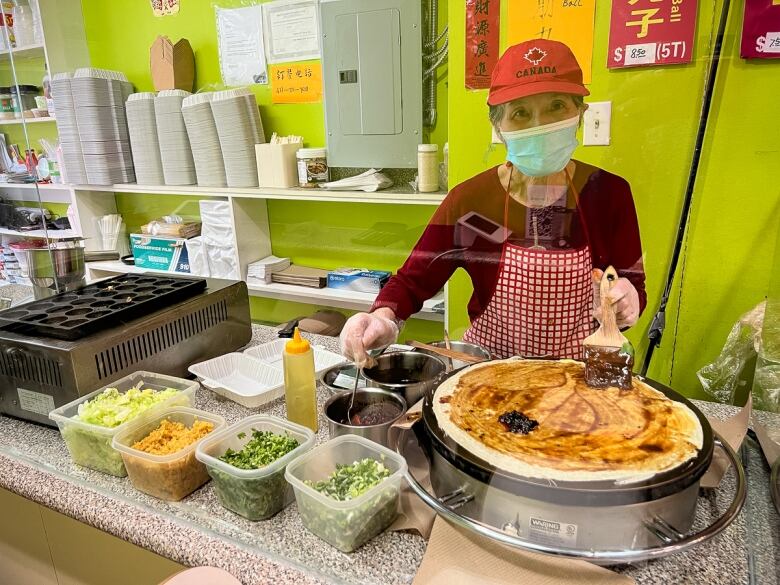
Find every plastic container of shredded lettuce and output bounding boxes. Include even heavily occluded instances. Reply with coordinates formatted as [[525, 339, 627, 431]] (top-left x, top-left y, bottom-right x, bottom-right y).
[[49, 372, 197, 477]]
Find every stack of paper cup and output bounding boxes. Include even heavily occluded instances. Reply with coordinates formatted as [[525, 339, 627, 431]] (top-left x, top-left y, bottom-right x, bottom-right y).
[[211, 88, 266, 188], [71, 68, 136, 185], [182, 92, 227, 187], [52, 73, 87, 185], [155, 89, 196, 186], [126, 92, 165, 185]]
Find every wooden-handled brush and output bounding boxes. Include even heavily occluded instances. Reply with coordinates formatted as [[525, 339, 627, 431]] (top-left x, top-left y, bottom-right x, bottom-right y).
[[583, 266, 635, 389]]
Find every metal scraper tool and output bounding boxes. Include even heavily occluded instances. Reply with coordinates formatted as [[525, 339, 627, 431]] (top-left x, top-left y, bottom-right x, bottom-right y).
[[582, 266, 635, 389]]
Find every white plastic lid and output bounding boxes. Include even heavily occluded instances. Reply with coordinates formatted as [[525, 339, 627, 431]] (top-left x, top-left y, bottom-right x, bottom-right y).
[[418, 144, 438, 152], [212, 87, 253, 101], [157, 89, 191, 98], [297, 148, 327, 158], [182, 92, 214, 108], [127, 92, 156, 102]]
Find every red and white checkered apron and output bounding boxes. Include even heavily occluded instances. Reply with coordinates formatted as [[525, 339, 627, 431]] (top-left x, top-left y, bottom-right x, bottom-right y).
[[463, 170, 595, 359]]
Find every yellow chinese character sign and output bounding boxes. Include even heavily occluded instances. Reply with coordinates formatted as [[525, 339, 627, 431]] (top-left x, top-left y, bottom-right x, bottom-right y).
[[271, 63, 322, 104], [608, 0, 699, 68], [507, 0, 597, 84]]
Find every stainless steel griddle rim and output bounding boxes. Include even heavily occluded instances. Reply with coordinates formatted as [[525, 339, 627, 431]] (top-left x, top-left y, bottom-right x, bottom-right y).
[[421, 367, 715, 502], [397, 431, 746, 564]]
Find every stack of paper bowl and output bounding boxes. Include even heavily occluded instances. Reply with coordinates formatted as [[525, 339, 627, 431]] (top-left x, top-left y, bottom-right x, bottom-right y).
[[211, 88, 266, 188], [71, 68, 136, 185], [182, 92, 227, 187], [126, 92, 165, 185], [52, 73, 87, 185], [155, 89, 196, 186]]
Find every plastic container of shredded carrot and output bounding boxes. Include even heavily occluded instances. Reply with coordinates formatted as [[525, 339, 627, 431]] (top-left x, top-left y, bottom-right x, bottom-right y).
[[112, 407, 225, 501]]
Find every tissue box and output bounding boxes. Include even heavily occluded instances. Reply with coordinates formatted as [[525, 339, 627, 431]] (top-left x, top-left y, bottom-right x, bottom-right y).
[[130, 234, 191, 273], [327, 268, 391, 293]]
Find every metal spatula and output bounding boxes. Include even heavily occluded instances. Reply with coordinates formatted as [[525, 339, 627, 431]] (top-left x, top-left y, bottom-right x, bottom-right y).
[[582, 266, 634, 389]]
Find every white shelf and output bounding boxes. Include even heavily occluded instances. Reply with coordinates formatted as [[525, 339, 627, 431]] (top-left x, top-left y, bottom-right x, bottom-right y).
[[0, 43, 45, 59], [0, 116, 55, 125], [0, 228, 78, 239], [72, 183, 446, 206], [86, 260, 446, 322], [0, 182, 70, 190]]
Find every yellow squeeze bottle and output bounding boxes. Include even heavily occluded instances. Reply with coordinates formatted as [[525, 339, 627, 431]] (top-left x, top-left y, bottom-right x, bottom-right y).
[[283, 328, 318, 432]]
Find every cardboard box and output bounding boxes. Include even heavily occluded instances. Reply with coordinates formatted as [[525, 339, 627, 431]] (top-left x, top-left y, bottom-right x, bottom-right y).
[[130, 234, 191, 273], [327, 268, 391, 293], [150, 36, 195, 92]]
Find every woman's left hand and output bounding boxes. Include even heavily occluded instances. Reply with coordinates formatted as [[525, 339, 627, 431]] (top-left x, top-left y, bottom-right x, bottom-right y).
[[592, 269, 640, 328]]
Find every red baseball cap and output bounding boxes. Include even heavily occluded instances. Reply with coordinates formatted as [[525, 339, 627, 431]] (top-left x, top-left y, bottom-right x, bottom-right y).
[[487, 39, 589, 106]]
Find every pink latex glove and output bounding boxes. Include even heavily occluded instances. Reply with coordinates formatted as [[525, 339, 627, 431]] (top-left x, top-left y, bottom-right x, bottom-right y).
[[592, 269, 640, 328], [339, 311, 400, 367]]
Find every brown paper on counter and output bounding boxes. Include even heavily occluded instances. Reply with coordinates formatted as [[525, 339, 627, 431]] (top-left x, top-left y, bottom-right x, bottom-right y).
[[701, 395, 752, 488], [753, 420, 780, 465], [388, 400, 437, 539], [413, 517, 634, 585]]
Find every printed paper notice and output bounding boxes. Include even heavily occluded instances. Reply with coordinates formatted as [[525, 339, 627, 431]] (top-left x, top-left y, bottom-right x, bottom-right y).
[[263, 0, 320, 64], [216, 5, 268, 86], [508, 0, 597, 84], [271, 63, 322, 104]]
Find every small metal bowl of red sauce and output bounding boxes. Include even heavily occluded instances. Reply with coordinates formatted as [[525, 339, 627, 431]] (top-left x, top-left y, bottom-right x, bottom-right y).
[[324, 389, 407, 448]]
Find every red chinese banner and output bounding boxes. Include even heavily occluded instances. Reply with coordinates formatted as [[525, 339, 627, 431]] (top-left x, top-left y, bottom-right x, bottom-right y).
[[466, 0, 500, 89], [741, 0, 780, 59], [607, 0, 698, 69]]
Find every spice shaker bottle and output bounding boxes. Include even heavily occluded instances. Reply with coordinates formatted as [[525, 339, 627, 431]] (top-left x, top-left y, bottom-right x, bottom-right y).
[[417, 144, 439, 193], [283, 328, 319, 432]]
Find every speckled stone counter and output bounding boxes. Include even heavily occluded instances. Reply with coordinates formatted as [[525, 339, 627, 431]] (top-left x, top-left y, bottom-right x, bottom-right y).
[[0, 324, 778, 585]]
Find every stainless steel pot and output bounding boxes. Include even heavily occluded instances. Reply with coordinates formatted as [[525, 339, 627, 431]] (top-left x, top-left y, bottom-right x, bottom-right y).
[[416, 340, 491, 371], [15, 240, 86, 300], [362, 351, 445, 405], [320, 363, 362, 395], [324, 389, 406, 447]]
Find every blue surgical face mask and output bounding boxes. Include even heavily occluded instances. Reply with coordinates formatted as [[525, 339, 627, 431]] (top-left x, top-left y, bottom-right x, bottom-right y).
[[500, 115, 580, 177]]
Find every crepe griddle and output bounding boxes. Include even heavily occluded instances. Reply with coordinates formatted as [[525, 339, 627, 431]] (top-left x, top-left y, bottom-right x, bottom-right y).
[[0, 273, 207, 340], [422, 364, 714, 507]]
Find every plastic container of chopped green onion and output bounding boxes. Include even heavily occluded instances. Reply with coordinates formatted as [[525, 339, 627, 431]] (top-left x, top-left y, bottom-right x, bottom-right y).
[[196, 415, 315, 520], [285, 435, 407, 552], [49, 372, 197, 477]]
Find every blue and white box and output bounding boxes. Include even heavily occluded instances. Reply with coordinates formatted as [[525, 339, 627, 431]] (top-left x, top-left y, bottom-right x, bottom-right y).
[[327, 268, 391, 293]]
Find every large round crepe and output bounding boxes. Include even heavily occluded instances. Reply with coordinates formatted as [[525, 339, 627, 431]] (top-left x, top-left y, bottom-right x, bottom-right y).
[[432, 359, 703, 483]]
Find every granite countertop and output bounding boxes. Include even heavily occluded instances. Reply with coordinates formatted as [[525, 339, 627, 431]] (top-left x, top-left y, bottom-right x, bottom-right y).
[[0, 324, 778, 585]]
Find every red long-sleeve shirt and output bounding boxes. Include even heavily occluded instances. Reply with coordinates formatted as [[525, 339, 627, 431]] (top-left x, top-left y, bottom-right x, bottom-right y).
[[372, 161, 646, 322]]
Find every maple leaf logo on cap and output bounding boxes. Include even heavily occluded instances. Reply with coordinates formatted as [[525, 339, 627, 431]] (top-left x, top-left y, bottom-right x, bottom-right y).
[[524, 47, 547, 66]]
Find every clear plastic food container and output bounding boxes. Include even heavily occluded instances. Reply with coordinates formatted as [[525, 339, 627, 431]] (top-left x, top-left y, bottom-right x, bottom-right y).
[[196, 415, 315, 520], [285, 435, 407, 552], [49, 372, 198, 477], [112, 407, 225, 501]]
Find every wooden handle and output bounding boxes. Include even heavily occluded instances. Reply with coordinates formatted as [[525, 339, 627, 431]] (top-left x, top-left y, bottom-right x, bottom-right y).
[[408, 341, 485, 364], [598, 266, 623, 344]]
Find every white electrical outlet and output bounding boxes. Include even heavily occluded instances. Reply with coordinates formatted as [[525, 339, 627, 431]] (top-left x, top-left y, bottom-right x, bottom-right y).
[[583, 101, 612, 146]]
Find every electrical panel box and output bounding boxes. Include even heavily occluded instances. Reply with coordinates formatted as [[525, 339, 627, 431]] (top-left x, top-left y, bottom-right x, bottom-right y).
[[320, 0, 422, 168]]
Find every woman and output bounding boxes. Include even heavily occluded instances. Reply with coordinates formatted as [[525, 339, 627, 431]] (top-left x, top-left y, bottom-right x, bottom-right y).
[[341, 39, 646, 365]]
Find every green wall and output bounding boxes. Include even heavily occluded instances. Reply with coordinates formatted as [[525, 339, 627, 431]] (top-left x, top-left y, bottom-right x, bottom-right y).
[[79, 0, 446, 340], [446, 0, 779, 399]]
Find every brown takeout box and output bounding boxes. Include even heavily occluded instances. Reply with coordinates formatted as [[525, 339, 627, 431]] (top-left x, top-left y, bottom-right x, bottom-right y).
[[150, 35, 195, 92]]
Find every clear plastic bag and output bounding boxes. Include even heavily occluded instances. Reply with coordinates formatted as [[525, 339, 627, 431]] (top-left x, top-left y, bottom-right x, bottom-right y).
[[697, 301, 765, 404]]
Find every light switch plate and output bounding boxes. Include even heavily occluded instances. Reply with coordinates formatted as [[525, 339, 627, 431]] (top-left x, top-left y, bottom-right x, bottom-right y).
[[583, 101, 611, 146]]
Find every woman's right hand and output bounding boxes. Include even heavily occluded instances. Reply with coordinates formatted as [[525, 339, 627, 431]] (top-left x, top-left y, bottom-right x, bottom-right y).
[[339, 309, 400, 366]]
